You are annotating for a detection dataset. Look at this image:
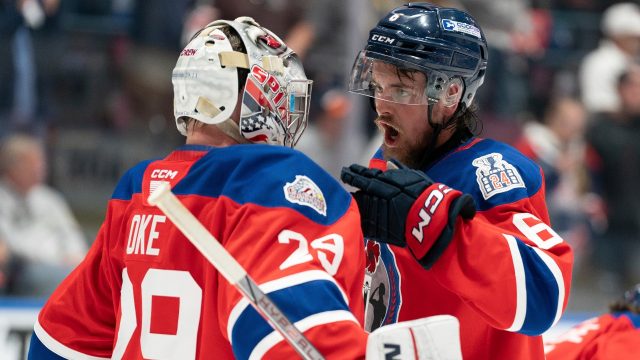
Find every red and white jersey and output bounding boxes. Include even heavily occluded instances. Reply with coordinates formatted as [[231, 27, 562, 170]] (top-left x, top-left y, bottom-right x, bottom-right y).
[[29, 144, 367, 359], [545, 312, 640, 360], [364, 138, 573, 360]]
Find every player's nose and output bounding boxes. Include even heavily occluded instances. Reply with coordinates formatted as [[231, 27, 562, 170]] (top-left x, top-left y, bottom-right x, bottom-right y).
[[374, 97, 393, 116]]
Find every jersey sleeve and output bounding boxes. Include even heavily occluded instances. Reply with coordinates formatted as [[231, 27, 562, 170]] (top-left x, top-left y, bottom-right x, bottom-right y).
[[427, 146, 573, 336], [209, 196, 367, 360], [30, 220, 118, 359]]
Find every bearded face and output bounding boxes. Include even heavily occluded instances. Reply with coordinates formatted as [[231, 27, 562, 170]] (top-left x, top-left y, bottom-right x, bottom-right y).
[[370, 63, 443, 169]]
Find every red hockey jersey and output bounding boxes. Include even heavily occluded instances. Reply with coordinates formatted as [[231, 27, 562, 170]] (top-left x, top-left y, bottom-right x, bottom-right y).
[[364, 138, 573, 360], [29, 144, 367, 359], [545, 312, 640, 359]]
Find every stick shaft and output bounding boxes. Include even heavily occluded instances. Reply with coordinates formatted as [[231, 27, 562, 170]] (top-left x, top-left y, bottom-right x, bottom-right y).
[[148, 183, 324, 360]]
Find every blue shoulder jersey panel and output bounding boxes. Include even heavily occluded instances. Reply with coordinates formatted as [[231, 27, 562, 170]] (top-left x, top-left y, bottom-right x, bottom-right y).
[[111, 159, 157, 201], [369, 139, 543, 211], [426, 138, 543, 212], [112, 144, 351, 226]]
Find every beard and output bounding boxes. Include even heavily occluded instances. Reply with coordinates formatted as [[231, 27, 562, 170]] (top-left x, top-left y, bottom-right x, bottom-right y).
[[376, 114, 432, 169]]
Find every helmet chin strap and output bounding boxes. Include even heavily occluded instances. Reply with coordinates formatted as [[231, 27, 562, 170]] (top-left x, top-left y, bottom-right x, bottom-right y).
[[418, 103, 441, 169], [417, 100, 464, 170]]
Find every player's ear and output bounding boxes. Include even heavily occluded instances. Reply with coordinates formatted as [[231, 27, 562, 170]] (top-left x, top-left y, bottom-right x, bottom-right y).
[[441, 78, 463, 108]]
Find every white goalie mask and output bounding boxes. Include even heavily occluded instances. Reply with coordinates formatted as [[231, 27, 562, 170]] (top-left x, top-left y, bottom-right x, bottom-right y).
[[172, 17, 313, 147]]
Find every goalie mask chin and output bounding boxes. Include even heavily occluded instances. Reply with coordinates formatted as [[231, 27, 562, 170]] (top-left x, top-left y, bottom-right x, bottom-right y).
[[172, 17, 312, 147]]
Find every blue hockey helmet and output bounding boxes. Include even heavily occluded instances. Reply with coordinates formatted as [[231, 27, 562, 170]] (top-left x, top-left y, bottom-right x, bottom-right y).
[[349, 3, 488, 110]]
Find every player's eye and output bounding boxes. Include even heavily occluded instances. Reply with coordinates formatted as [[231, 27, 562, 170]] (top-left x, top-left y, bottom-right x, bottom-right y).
[[369, 81, 383, 95], [390, 87, 413, 101]]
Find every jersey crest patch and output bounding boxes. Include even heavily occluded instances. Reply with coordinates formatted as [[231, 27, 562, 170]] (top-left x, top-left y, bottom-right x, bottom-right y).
[[472, 152, 525, 199], [283, 175, 327, 216], [363, 239, 402, 332]]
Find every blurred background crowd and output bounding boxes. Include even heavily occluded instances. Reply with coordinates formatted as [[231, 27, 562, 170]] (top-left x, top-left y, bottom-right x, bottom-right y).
[[0, 0, 639, 318]]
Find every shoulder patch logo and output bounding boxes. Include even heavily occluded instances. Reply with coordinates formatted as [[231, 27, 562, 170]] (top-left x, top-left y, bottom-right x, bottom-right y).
[[472, 153, 525, 199], [283, 175, 327, 216]]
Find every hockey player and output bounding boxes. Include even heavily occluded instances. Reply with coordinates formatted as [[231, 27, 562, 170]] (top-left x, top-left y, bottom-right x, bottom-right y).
[[341, 3, 574, 359], [27, 17, 464, 360], [544, 283, 640, 359]]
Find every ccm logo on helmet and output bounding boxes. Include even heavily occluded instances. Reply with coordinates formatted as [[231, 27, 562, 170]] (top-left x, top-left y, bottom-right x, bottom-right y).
[[371, 34, 395, 44], [411, 184, 452, 243], [151, 169, 178, 179]]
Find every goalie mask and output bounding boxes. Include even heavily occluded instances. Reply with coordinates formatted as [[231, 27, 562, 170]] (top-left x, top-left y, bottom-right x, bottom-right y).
[[172, 17, 312, 147]]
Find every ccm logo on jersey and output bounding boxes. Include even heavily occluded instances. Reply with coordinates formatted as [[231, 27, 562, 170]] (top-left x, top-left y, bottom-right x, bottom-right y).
[[411, 184, 452, 243], [151, 169, 178, 179], [371, 34, 395, 44]]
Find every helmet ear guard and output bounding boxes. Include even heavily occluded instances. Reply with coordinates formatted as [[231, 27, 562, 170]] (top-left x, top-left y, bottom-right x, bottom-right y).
[[441, 78, 464, 108]]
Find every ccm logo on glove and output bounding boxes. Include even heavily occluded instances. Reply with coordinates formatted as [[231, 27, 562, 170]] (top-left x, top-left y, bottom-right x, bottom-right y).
[[410, 184, 452, 243], [406, 184, 468, 260]]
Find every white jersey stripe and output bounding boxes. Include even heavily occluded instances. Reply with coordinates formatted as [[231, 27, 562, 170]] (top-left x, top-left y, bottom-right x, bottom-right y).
[[227, 270, 349, 343], [248, 310, 359, 360], [504, 234, 527, 332]]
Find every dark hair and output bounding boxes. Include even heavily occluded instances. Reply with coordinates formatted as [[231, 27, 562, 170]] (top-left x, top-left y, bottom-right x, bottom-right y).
[[609, 284, 640, 314], [219, 25, 249, 93], [453, 103, 482, 135]]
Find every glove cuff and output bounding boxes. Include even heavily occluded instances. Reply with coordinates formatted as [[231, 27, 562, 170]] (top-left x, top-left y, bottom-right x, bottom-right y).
[[404, 183, 463, 260]]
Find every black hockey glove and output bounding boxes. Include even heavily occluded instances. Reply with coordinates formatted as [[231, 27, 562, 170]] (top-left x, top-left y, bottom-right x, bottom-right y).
[[340, 160, 476, 269]]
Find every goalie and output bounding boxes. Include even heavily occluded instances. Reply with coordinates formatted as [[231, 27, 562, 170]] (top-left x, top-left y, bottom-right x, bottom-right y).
[[27, 17, 461, 360]]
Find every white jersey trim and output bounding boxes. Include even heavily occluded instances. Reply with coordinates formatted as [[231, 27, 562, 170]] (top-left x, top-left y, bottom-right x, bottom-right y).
[[248, 310, 359, 360], [504, 234, 527, 332], [532, 247, 565, 328], [33, 320, 111, 360], [226, 270, 349, 343]]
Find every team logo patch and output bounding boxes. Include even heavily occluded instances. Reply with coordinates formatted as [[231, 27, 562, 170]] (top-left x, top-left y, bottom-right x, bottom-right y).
[[283, 175, 327, 216], [363, 239, 402, 332], [441, 19, 481, 38], [472, 153, 525, 199]]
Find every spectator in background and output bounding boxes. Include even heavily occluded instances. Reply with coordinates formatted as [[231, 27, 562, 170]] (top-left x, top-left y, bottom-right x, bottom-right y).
[[0, 134, 87, 297], [210, 0, 305, 42], [287, 0, 401, 178], [580, 2, 640, 114], [460, 0, 543, 119], [514, 97, 602, 267], [544, 283, 640, 359], [0, 0, 60, 136], [588, 65, 640, 293]]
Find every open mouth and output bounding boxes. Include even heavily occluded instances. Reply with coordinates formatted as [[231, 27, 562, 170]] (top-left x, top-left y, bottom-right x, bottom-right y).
[[376, 120, 400, 147]]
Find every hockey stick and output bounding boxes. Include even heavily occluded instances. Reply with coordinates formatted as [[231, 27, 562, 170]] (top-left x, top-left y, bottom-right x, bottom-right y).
[[148, 182, 324, 360]]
